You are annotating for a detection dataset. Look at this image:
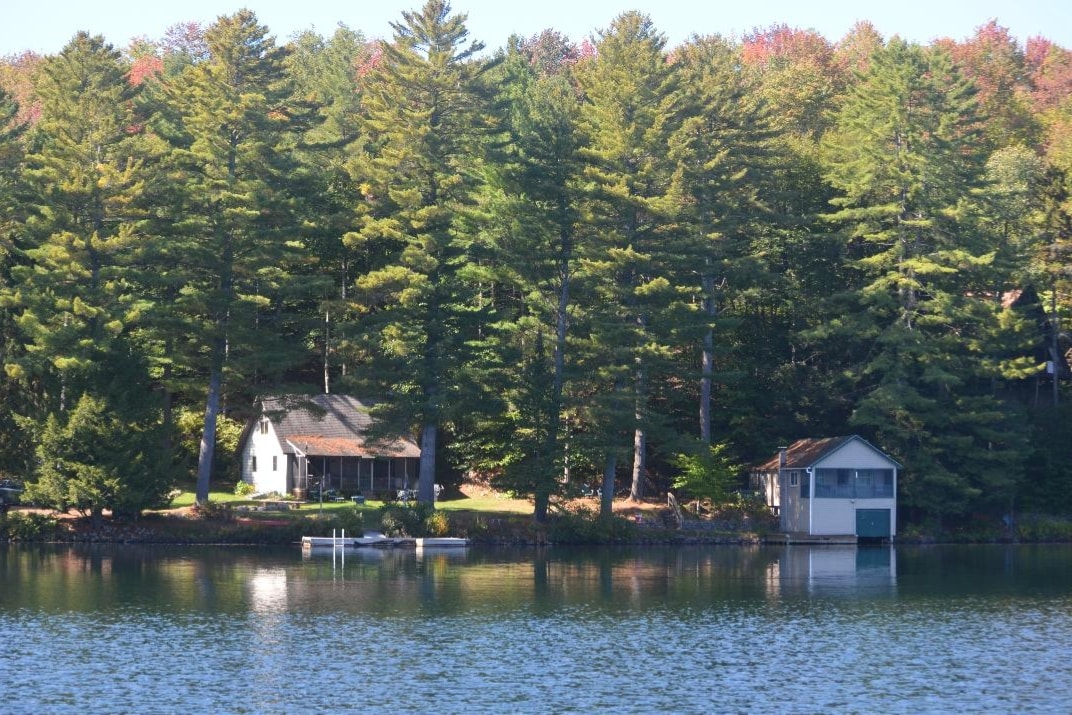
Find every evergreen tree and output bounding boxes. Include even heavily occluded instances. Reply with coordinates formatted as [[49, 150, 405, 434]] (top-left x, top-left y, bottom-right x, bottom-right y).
[[573, 12, 682, 510], [669, 35, 775, 448], [346, 0, 496, 504], [0, 86, 32, 475], [5, 33, 147, 410], [147, 11, 316, 505], [821, 40, 1031, 521], [468, 34, 586, 520], [25, 391, 169, 526], [286, 26, 374, 393]]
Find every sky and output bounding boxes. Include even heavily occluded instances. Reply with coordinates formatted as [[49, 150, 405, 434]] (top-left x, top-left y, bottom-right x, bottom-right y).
[[3, 0, 1070, 57]]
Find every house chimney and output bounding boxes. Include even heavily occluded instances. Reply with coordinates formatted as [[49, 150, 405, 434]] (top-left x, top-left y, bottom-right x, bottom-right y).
[[778, 446, 788, 469]]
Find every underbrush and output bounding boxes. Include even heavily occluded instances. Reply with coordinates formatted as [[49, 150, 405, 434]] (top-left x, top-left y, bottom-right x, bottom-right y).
[[379, 503, 450, 537], [544, 505, 637, 544], [0, 512, 59, 541]]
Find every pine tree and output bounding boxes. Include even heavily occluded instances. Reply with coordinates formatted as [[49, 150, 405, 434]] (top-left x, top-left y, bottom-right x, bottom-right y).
[[6, 33, 147, 410], [669, 35, 776, 448], [573, 12, 682, 510], [0, 86, 32, 475], [822, 40, 1030, 521], [346, 1, 496, 504], [468, 34, 586, 521], [147, 11, 316, 505]]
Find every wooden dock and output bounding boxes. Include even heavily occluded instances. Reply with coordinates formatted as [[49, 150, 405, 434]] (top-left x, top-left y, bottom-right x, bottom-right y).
[[301, 534, 469, 551], [765, 533, 859, 545]]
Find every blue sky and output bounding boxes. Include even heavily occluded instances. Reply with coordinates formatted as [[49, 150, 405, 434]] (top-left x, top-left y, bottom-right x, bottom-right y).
[[3, 0, 1069, 56]]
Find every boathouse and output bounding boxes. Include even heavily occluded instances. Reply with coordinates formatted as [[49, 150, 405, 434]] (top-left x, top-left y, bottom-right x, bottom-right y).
[[751, 436, 899, 540], [238, 395, 420, 499]]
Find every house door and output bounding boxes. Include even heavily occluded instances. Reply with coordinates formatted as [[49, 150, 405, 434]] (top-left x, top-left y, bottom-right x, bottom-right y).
[[856, 508, 891, 539]]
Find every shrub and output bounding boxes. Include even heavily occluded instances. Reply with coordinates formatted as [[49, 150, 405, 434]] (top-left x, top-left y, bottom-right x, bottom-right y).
[[546, 505, 637, 544], [0, 512, 59, 541], [331, 506, 365, 536], [192, 500, 234, 521], [234, 481, 257, 497], [424, 510, 450, 537], [1017, 516, 1072, 542], [380, 502, 435, 537]]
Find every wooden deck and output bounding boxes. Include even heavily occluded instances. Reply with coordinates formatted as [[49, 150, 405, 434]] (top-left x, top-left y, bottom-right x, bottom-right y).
[[765, 533, 859, 545]]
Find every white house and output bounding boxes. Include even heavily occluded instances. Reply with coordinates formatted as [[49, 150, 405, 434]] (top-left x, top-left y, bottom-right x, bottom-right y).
[[238, 395, 420, 499], [751, 436, 899, 540]]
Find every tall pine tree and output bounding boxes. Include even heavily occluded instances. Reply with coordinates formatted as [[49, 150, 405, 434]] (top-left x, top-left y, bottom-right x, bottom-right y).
[[346, 1, 496, 504], [821, 40, 1030, 521], [148, 11, 315, 505]]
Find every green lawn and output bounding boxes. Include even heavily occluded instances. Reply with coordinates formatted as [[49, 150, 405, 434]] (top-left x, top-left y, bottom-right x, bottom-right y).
[[167, 488, 534, 517]]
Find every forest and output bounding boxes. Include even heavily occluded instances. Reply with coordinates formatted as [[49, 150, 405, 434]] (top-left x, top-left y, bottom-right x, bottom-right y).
[[0, 1, 1070, 528]]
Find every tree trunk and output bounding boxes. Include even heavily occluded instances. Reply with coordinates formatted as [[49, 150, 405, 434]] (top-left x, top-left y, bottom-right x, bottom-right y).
[[630, 331, 646, 500], [700, 275, 715, 444], [630, 424, 646, 501], [417, 422, 437, 505], [600, 452, 616, 519], [194, 337, 225, 506]]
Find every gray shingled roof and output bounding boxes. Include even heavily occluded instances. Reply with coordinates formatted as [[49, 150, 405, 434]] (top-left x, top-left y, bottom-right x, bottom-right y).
[[259, 395, 420, 459]]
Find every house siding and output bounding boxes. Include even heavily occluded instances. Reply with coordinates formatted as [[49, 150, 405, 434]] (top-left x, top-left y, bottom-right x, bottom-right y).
[[241, 419, 289, 495]]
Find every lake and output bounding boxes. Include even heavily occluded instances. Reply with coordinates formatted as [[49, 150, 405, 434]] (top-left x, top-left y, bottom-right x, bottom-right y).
[[2, 543, 1071, 714]]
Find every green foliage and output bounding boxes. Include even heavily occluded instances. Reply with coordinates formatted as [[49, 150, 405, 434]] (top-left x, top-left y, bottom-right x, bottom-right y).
[[546, 504, 637, 544], [379, 502, 448, 537], [671, 443, 740, 504], [0, 512, 59, 541], [424, 509, 450, 537], [1016, 516, 1072, 542], [0, 12, 1071, 532], [233, 480, 257, 497], [25, 394, 172, 520]]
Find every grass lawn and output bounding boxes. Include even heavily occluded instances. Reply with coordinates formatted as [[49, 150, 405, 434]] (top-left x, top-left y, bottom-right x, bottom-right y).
[[163, 487, 535, 533]]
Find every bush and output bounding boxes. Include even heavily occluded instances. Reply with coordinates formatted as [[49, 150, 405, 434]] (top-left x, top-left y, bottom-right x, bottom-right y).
[[380, 502, 443, 537], [0, 512, 59, 541], [234, 481, 257, 497], [1017, 515, 1072, 542], [331, 506, 365, 536], [546, 505, 637, 544], [424, 510, 450, 537], [192, 500, 234, 521]]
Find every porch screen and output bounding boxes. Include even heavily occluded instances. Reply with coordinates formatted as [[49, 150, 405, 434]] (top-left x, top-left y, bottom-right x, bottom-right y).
[[814, 469, 893, 498]]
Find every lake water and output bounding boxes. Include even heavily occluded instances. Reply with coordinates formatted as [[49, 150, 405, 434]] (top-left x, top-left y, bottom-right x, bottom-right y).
[[2, 543, 1071, 714]]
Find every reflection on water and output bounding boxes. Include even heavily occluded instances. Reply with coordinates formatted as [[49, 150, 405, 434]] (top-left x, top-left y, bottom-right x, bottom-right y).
[[2, 543, 1071, 713]]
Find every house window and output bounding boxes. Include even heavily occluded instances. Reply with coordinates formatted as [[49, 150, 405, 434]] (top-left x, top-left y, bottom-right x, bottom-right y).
[[814, 468, 894, 498], [789, 472, 799, 487], [272, 456, 278, 471], [259, 419, 269, 435], [252, 456, 257, 472], [855, 469, 894, 498]]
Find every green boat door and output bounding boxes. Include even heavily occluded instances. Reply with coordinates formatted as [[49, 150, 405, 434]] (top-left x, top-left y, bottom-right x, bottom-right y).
[[856, 508, 891, 538]]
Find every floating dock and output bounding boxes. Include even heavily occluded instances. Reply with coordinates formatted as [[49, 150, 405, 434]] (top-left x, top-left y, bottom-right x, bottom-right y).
[[301, 533, 469, 551]]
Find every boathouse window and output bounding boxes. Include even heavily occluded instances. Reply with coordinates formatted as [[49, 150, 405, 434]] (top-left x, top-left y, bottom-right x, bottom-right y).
[[800, 471, 810, 499], [814, 469, 894, 498], [789, 472, 799, 487], [272, 456, 278, 471], [252, 456, 257, 472]]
